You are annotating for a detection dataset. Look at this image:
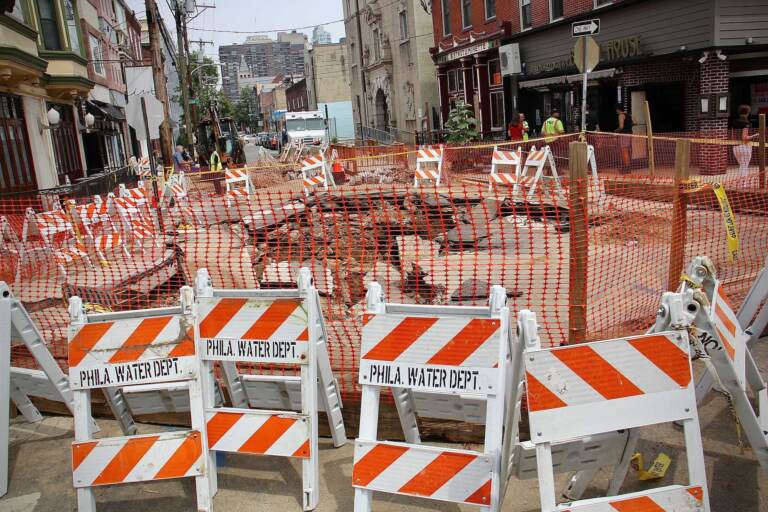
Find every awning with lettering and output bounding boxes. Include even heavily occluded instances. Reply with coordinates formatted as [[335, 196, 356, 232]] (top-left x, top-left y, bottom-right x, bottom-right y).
[[519, 68, 618, 89]]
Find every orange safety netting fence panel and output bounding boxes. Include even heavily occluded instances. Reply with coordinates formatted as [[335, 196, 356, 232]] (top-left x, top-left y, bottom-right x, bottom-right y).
[[1, 131, 766, 404]]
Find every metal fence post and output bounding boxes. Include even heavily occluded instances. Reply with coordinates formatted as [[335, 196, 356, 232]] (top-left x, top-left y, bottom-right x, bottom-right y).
[[568, 141, 589, 344], [668, 139, 691, 291]]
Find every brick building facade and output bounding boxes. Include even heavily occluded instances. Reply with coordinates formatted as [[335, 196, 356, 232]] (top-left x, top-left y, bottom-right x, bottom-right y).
[[431, 0, 768, 174]]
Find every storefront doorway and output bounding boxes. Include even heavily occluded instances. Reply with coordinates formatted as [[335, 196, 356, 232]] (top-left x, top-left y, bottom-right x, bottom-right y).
[[375, 89, 389, 132], [644, 83, 685, 132]]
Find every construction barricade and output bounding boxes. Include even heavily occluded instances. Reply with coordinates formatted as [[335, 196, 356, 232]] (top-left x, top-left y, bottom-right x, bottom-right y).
[[521, 309, 710, 511], [69, 196, 129, 264], [224, 168, 253, 206], [651, 256, 768, 473], [67, 287, 212, 511], [352, 282, 512, 511], [194, 266, 346, 510], [300, 153, 334, 196], [20, 206, 92, 280], [488, 146, 522, 191], [0, 282, 97, 497], [413, 145, 444, 187]]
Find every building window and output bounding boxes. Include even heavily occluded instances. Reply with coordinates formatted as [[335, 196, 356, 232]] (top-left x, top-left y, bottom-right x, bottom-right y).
[[400, 40, 412, 66], [448, 69, 457, 92], [461, 0, 472, 29], [63, 0, 81, 54], [488, 59, 502, 87], [36, 0, 63, 50], [48, 103, 82, 184], [399, 10, 408, 39], [441, 0, 451, 35], [90, 35, 105, 76], [550, 0, 563, 20], [520, 0, 532, 30], [485, 0, 496, 19], [595, 0, 612, 5], [8, 0, 28, 23], [373, 28, 381, 61], [0, 94, 36, 193], [490, 91, 504, 130]]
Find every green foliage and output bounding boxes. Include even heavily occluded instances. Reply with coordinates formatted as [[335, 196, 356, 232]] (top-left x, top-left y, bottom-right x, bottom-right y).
[[175, 51, 232, 124], [444, 101, 479, 144], [233, 87, 259, 130]]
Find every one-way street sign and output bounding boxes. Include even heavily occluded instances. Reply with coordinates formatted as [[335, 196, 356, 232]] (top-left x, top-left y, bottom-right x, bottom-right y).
[[572, 19, 600, 37]]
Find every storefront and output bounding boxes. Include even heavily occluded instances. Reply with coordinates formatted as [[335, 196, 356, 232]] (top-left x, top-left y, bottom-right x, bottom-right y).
[[83, 100, 127, 174], [434, 32, 506, 138]]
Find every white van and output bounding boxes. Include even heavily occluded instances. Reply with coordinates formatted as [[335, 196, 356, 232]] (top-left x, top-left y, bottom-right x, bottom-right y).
[[285, 111, 327, 146]]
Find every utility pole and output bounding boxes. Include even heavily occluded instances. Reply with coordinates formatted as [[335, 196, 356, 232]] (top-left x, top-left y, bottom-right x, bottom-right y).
[[145, 0, 173, 170], [174, 1, 193, 153]]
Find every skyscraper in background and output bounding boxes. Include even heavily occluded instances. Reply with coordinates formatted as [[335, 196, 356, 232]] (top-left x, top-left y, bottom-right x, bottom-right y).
[[312, 25, 332, 45]]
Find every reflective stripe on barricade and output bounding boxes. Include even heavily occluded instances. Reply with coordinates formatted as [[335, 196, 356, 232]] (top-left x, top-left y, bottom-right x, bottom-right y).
[[521, 309, 710, 512], [488, 146, 522, 192], [353, 283, 511, 511], [21, 207, 93, 279], [652, 256, 768, 473], [0, 282, 97, 498], [300, 153, 333, 196], [67, 287, 212, 512], [194, 266, 347, 510], [518, 145, 563, 201], [414, 144, 444, 187], [224, 169, 252, 206]]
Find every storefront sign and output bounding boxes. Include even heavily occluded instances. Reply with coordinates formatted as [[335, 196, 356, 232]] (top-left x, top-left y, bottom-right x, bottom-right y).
[[437, 40, 498, 64], [752, 82, 768, 115], [527, 36, 642, 76]]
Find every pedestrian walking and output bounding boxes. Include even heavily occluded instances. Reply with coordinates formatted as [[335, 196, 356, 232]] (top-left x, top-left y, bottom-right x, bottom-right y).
[[733, 104, 758, 179], [614, 104, 633, 173], [172, 145, 188, 173], [508, 116, 524, 141], [541, 109, 565, 143], [520, 113, 530, 141]]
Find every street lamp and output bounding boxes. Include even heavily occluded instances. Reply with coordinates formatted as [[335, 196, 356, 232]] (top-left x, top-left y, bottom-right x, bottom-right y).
[[39, 107, 61, 134]]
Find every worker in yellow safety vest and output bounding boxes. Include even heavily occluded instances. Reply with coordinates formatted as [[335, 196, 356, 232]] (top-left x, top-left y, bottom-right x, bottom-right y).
[[541, 109, 565, 143], [210, 149, 222, 173]]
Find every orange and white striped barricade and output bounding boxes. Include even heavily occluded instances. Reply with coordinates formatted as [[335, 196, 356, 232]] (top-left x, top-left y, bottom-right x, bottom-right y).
[[161, 172, 200, 224], [67, 287, 212, 512], [353, 283, 512, 511], [488, 146, 523, 192], [224, 168, 253, 207], [300, 153, 333, 196], [0, 216, 25, 283], [651, 256, 768, 473], [0, 282, 99, 497], [518, 145, 563, 201], [194, 267, 347, 449], [20, 207, 92, 280], [414, 144, 444, 187], [70, 196, 130, 264], [521, 309, 710, 512], [194, 267, 345, 510], [110, 194, 158, 253], [119, 180, 150, 208]]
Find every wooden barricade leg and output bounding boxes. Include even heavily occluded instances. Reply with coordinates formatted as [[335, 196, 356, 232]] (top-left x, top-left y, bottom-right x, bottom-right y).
[[73, 389, 96, 512], [391, 387, 420, 444], [189, 363, 213, 511], [303, 290, 320, 511], [353, 385, 380, 512], [8, 379, 42, 423], [0, 293, 10, 497]]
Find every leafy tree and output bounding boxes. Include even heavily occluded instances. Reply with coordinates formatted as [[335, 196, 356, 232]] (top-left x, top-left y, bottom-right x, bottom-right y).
[[173, 51, 233, 128], [444, 101, 479, 144], [233, 87, 259, 131]]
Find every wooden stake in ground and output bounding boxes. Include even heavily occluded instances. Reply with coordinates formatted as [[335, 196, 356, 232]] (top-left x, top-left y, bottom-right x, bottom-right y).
[[759, 113, 766, 189], [668, 139, 691, 291], [645, 100, 655, 177], [568, 141, 589, 344]]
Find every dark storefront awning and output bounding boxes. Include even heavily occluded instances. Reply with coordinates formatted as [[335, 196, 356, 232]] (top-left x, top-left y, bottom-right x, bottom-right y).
[[519, 68, 618, 89], [87, 100, 126, 122]]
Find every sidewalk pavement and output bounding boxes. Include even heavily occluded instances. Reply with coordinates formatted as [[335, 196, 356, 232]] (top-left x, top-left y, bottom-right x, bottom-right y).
[[2, 342, 768, 511]]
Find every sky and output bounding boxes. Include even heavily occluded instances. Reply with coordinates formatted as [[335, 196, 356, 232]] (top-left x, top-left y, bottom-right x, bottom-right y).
[[126, 0, 347, 62]]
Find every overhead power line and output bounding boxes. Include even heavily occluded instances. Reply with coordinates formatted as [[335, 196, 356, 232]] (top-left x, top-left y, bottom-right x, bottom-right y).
[[187, 18, 344, 34]]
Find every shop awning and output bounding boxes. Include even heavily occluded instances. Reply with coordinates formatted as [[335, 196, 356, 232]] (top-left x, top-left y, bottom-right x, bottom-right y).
[[519, 68, 618, 89], [87, 100, 126, 122]]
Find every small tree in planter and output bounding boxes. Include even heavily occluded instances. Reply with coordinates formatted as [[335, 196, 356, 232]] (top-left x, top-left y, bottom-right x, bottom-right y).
[[443, 101, 480, 176]]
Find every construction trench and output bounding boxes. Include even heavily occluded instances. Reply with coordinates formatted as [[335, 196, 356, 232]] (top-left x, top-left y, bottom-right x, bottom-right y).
[[1, 132, 768, 510]]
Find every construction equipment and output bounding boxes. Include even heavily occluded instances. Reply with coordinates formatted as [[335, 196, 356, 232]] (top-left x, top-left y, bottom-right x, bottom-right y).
[[651, 256, 768, 473], [196, 107, 245, 169], [520, 309, 710, 511], [195, 267, 346, 510], [0, 282, 97, 497], [67, 287, 212, 511]]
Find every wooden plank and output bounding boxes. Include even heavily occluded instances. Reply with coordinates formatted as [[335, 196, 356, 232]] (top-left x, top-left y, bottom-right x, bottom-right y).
[[759, 113, 766, 189], [645, 100, 655, 177], [668, 139, 690, 291], [568, 141, 589, 344]]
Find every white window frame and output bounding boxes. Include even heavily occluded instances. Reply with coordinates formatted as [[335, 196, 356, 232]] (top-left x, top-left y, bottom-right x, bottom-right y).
[[487, 58, 502, 88], [490, 90, 505, 131], [484, 0, 496, 20], [441, 0, 451, 36], [461, 0, 472, 30], [398, 9, 408, 40], [549, 0, 563, 21], [594, 0, 613, 6], [520, 0, 532, 30], [89, 34, 105, 77]]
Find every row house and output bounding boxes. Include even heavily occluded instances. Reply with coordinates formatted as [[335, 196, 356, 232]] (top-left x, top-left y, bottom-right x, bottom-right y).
[[0, 0, 141, 195], [432, 0, 768, 173]]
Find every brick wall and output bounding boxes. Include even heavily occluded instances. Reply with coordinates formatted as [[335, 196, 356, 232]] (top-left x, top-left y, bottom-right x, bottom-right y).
[[432, 0, 514, 44], [530, 0, 550, 27], [699, 57, 729, 174], [563, 0, 597, 17], [620, 58, 700, 132]]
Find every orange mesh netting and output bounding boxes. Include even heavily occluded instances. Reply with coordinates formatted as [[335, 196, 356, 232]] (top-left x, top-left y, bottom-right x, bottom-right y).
[[1, 131, 766, 403]]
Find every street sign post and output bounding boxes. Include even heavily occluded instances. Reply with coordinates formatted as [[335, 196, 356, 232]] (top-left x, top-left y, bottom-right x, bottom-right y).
[[572, 19, 600, 37], [573, 35, 600, 132]]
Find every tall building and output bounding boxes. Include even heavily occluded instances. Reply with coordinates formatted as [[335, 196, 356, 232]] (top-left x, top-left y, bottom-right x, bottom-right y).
[[312, 25, 332, 45], [342, 0, 438, 142], [219, 31, 307, 102], [305, 41, 354, 138]]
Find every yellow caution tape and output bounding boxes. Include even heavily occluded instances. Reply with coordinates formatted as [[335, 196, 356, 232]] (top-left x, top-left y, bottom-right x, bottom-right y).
[[711, 183, 739, 262], [83, 303, 112, 313], [631, 452, 671, 481]]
